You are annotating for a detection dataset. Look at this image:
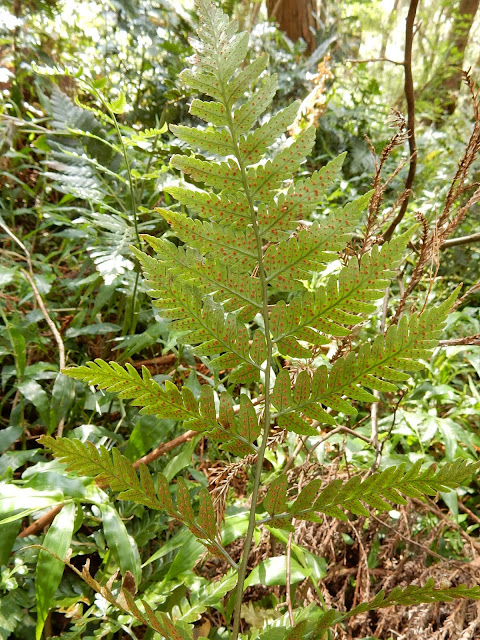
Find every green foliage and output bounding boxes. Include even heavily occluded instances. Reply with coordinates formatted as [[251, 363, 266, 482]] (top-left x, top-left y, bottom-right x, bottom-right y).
[[2, 0, 480, 638], [36, 1, 479, 636], [264, 459, 480, 524]]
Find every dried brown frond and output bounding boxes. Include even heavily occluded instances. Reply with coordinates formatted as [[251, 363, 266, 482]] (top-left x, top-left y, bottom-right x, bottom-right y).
[[356, 109, 410, 257], [289, 55, 333, 135], [208, 455, 256, 527], [392, 71, 480, 323]]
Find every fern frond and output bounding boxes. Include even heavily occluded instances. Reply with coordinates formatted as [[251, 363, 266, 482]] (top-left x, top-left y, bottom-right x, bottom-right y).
[[239, 101, 300, 164], [62, 359, 259, 451], [265, 192, 371, 291], [137, 237, 262, 319], [261, 458, 479, 525], [164, 187, 250, 226], [270, 228, 415, 355], [273, 289, 458, 432], [39, 436, 234, 558], [257, 153, 346, 240], [157, 209, 257, 271], [314, 579, 480, 636]]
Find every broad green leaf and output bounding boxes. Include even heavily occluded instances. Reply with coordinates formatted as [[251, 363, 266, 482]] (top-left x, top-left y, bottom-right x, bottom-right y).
[[100, 503, 142, 585], [35, 501, 76, 640], [244, 556, 309, 588]]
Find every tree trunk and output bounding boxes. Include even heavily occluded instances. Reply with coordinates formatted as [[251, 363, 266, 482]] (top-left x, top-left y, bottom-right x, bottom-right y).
[[443, 0, 479, 115], [267, 0, 317, 54]]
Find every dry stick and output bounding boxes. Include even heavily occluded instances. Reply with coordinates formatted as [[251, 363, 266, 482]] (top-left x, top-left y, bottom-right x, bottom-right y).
[[438, 333, 480, 346], [346, 57, 404, 66], [442, 231, 480, 248], [0, 219, 67, 435], [20, 269, 66, 435], [383, 0, 420, 242], [19, 429, 198, 538]]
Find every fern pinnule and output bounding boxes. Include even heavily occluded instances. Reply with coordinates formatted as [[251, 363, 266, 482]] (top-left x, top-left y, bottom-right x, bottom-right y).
[[261, 458, 480, 525]]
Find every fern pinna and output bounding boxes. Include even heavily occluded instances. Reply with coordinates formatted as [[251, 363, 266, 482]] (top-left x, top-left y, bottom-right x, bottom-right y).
[[41, 1, 480, 638]]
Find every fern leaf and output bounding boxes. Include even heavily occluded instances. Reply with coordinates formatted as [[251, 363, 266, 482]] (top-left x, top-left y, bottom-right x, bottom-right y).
[[272, 280, 457, 431], [225, 53, 269, 105], [157, 209, 257, 271], [264, 474, 288, 516], [137, 237, 262, 318], [270, 228, 415, 357], [257, 153, 346, 240], [38, 435, 166, 510], [265, 192, 370, 291], [170, 156, 243, 193], [246, 127, 316, 202], [239, 101, 300, 164], [164, 187, 250, 225], [169, 125, 236, 157], [314, 580, 480, 636], [198, 487, 217, 539], [189, 99, 229, 126], [232, 74, 278, 135], [283, 459, 480, 523]]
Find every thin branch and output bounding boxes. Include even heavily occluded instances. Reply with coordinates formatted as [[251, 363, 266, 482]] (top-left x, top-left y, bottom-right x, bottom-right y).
[[441, 231, 480, 248], [132, 430, 197, 468], [286, 531, 295, 626], [383, 0, 420, 242], [346, 57, 404, 66], [438, 333, 480, 346]]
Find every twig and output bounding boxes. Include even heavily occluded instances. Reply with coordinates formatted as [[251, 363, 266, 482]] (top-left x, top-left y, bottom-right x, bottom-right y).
[[0, 218, 34, 275], [21, 269, 66, 435], [442, 231, 480, 248], [383, 0, 419, 242], [0, 218, 67, 435], [286, 531, 295, 626], [132, 430, 197, 468], [438, 333, 480, 346], [346, 57, 404, 66], [18, 505, 64, 539]]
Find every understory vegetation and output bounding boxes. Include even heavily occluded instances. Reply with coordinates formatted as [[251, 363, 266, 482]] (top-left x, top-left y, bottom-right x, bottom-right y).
[[1, 1, 480, 639]]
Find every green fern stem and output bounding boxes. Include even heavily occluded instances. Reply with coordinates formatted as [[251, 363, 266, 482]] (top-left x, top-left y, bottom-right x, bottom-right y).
[[94, 88, 142, 334], [219, 58, 275, 640]]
